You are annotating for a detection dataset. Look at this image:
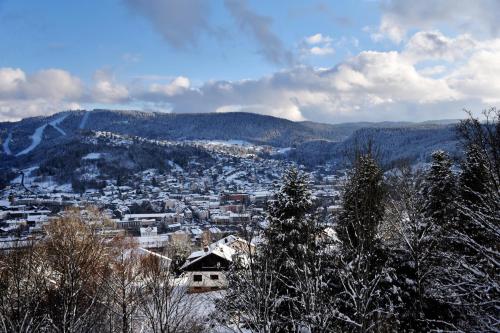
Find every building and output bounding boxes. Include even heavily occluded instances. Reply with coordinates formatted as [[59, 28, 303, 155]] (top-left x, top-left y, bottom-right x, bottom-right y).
[[180, 235, 254, 293]]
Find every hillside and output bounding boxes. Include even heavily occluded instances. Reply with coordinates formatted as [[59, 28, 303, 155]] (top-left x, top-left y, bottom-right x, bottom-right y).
[[0, 109, 461, 174]]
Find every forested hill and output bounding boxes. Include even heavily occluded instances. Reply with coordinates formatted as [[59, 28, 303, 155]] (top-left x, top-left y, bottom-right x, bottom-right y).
[[0, 109, 460, 167], [0, 110, 350, 150]]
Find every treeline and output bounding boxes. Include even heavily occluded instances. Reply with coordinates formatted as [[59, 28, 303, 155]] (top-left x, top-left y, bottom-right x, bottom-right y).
[[217, 109, 499, 332], [0, 208, 204, 333], [289, 125, 459, 168]]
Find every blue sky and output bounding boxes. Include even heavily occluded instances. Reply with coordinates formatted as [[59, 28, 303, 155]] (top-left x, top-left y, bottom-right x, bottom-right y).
[[1, 0, 500, 123]]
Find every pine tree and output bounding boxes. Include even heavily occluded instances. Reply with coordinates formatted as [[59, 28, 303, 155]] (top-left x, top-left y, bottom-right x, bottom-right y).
[[218, 167, 323, 332], [457, 143, 491, 246], [334, 154, 395, 332], [337, 155, 385, 249], [459, 143, 490, 208], [447, 110, 500, 331], [384, 167, 446, 331], [416, 151, 461, 329], [262, 167, 316, 331], [422, 150, 457, 228]]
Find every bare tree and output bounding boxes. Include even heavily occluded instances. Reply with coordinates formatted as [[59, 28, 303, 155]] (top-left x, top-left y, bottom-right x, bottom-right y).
[[42, 207, 112, 333], [216, 253, 283, 333], [105, 236, 143, 333], [138, 253, 204, 333], [0, 239, 49, 333]]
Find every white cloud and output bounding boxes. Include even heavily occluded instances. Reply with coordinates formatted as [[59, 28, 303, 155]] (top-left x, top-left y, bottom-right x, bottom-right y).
[[0, 68, 25, 97], [374, 0, 500, 43], [301, 33, 334, 56], [130, 31, 500, 122], [0, 68, 83, 121], [403, 31, 476, 62], [418, 65, 447, 77], [91, 70, 129, 103], [309, 46, 334, 56], [22, 69, 83, 100], [148, 76, 190, 97], [305, 33, 333, 45], [447, 47, 500, 103], [2, 31, 500, 123]]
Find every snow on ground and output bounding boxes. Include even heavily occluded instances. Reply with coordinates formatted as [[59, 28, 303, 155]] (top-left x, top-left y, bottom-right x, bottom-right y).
[[201, 140, 252, 147], [82, 152, 103, 160], [27, 178, 72, 193], [49, 114, 68, 135], [276, 147, 293, 154], [79, 111, 90, 129], [10, 166, 72, 192], [167, 160, 184, 172], [16, 114, 68, 156], [2, 132, 12, 155], [11, 166, 39, 185], [16, 124, 47, 156]]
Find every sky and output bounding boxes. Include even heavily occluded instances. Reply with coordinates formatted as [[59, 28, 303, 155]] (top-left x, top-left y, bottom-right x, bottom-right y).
[[1, 0, 500, 123]]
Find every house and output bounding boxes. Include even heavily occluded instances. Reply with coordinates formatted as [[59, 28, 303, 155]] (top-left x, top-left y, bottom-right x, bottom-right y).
[[180, 235, 255, 293], [180, 244, 234, 293]]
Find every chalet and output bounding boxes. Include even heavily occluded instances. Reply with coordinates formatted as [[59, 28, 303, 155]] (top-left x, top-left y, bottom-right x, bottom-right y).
[[181, 244, 234, 293], [181, 235, 254, 293]]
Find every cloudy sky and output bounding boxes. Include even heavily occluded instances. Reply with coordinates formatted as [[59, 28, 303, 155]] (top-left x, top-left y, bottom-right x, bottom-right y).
[[1, 0, 499, 123]]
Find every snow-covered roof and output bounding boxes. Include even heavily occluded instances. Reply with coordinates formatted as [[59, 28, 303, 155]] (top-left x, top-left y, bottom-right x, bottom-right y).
[[181, 243, 236, 270]]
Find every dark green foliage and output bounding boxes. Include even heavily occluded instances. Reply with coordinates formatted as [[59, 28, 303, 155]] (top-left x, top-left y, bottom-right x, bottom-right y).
[[459, 144, 490, 206], [334, 154, 394, 332], [422, 150, 457, 228], [337, 155, 385, 250], [262, 168, 315, 329]]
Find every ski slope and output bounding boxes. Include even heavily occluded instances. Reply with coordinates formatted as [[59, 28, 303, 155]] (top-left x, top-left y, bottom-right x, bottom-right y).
[[16, 114, 68, 156], [2, 133, 12, 155], [16, 124, 47, 156], [79, 111, 89, 129], [50, 114, 68, 135]]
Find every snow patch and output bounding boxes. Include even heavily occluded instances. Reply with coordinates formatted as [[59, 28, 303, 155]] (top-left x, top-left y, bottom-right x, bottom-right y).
[[49, 114, 68, 135], [82, 152, 103, 160], [16, 124, 47, 156], [276, 147, 293, 154], [16, 114, 68, 156], [79, 111, 90, 129], [2, 133, 12, 155], [201, 140, 252, 146]]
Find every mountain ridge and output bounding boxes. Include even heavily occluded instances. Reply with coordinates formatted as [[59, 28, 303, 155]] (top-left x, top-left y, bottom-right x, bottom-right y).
[[0, 109, 460, 171]]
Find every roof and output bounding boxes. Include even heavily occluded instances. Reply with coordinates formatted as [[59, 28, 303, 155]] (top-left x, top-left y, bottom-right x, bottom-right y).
[[181, 243, 236, 270]]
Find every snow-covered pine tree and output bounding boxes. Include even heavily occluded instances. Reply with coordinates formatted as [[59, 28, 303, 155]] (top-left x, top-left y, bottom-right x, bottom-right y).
[[218, 167, 328, 332], [445, 110, 500, 331], [459, 144, 490, 207], [457, 143, 492, 248], [415, 150, 463, 329], [334, 154, 395, 332], [262, 167, 316, 331], [384, 166, 448, 331], [422, 150, 457, 229]]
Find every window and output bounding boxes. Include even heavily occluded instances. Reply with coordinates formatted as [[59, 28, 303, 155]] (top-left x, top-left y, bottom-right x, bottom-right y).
[[210, 274, 219, 280], [193, 274, 202, 282]]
